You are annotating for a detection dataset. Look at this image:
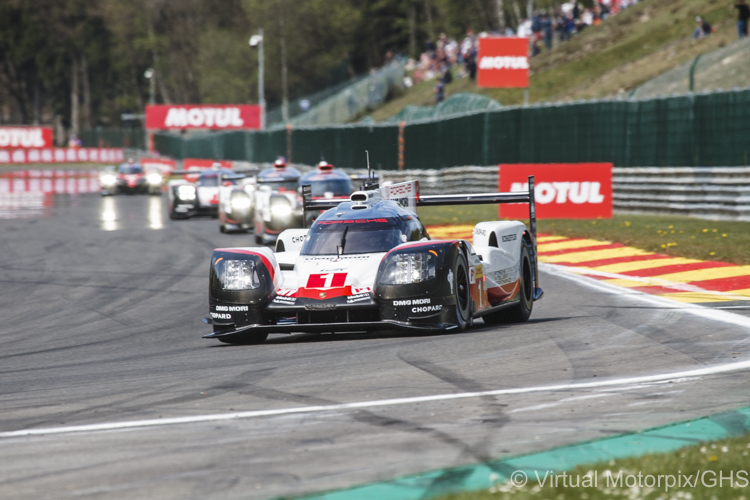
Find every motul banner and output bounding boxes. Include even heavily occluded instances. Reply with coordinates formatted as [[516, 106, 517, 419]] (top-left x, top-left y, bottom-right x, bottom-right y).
[[477, 37, 529, 88], [141, 158, 176, 174], [145, 105, 261, 130], [0, 127, 54, 149], [0, 148, 124, 165], [498, 163, 612, 219]]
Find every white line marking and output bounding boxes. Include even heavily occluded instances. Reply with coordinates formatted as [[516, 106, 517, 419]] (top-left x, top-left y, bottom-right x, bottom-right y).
[[3, 265, 750, 439]]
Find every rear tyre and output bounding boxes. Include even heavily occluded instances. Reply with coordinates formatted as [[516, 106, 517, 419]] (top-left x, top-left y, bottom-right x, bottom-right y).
[[483, 243, 533, 325], [219, 224, 226, 233], [452, 254, 471, 330]]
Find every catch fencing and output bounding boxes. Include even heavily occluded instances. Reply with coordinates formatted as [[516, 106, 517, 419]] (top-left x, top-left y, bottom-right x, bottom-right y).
[[148, 87, 750, 170]]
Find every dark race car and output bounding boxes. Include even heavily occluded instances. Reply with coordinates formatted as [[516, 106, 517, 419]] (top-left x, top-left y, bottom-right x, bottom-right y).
[[168, 166, 238, 219], [100, 160, 162, 196], [203, 174, 543, 345]]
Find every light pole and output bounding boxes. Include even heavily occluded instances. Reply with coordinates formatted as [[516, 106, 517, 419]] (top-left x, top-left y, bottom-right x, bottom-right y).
[[249, 29, 266, 130], [144, 68, 155, 105]]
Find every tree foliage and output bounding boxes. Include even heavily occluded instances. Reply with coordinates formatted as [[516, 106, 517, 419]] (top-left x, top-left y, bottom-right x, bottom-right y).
[[0, 0, 534, 128]]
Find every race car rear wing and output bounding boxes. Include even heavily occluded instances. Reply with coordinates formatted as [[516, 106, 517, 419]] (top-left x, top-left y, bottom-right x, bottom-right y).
[[302, 176, 539, 296]]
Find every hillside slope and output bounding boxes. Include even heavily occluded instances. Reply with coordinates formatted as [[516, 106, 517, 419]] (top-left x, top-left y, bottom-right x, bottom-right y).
[[370, 0, 735, 121]]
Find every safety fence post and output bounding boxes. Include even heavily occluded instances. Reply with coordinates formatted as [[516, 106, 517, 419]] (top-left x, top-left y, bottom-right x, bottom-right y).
[[398, 121, 405, 171]]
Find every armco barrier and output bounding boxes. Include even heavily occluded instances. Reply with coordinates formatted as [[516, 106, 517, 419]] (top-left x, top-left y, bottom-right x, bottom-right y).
[[362, 165, 750, 220]]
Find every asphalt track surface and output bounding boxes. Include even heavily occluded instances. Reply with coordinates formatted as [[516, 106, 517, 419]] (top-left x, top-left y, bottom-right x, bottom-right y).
[[2, 191, 750, 499]]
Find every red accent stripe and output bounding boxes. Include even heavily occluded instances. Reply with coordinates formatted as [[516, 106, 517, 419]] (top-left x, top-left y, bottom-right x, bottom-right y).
[[686, 275, 750, 292], [619, 261, 733, 277], [539, 242, 622, 257], [213, 248, 275, 281], [557, 254, 670, 268], [297, 286, 351, 299]]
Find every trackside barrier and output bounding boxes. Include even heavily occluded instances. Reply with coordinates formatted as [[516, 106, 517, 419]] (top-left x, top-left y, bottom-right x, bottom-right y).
[[150, 88, 750, 169]]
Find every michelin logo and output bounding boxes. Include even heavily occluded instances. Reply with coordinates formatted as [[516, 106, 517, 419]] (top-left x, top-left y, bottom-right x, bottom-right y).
[[347, 293, 371, 303]]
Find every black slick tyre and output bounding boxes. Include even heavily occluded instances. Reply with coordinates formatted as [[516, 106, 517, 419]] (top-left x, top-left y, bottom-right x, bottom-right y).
[[452, 254, 471, 330], [484, 243, 533, 325]]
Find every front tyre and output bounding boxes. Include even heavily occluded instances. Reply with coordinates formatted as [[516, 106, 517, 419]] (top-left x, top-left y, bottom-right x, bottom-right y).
[[452, 254, 472, 330]]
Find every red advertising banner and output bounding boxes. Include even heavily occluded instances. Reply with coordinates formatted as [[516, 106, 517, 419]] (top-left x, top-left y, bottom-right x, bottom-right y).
[[141, 158, 176, 174], [181, 158, 232, 181], [477, 37, 529, 88], [145, 105, 261, 130], [0, 127, 54, 149], [0, 148, 124, 165], [498, 163, 613, 219]]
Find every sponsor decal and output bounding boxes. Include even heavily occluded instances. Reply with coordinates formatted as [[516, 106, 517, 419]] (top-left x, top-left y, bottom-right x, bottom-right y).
[[447, 269, 454, 294], [307, 272, 347, 288], [380, 181, 418, 211], [502, 233, 517, 242], [291, 235, 306, 244], [275, 288, 297, 297], [493, 267, 519, 286], [412, 305, 442, 313], [145, 105, 261, 130], [210, 312, 232, 320], [215, 305, 248, 312], [393, 298, 431, 306], [351, 286, 372, 294], [273, 296, 297, 304], [0, 127, 54, 149], [474, 228, 487, 236], [347, 293, 371, 303], [303, 255, 372, 262], [469, 266, 476, 284], [477, 37, 529, 88], [499, 163, 613, 219]]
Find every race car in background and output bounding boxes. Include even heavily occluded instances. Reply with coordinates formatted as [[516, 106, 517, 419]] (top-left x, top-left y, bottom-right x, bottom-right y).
[[253, 158, 303, 244], [299, 161, 354, 225], [218, 171, 258, 233], [167, 164, 238, 219], [100, 159, 162, 195], [203, 174, 543, 345]]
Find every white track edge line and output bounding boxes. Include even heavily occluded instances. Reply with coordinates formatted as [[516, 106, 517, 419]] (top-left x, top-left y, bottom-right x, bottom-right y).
[[3, 265, 750, 439]]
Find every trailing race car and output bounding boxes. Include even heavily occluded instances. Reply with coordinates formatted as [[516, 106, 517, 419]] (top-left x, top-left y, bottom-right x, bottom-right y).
[[299, 161, 354, 225], [203, 174, 543, 345], [253, 158, 303, 244], [167, 164, 238, 219], [218, 173, 258, 233], [100, 160, 162, 195]]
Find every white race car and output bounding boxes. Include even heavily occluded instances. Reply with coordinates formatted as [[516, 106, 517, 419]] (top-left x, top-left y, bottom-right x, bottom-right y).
[[203, 174, 543, 345], [167, 165, 237, 220]]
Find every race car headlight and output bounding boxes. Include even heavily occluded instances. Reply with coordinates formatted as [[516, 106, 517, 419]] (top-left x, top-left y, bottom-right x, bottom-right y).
[[380, 253, 436, 285], [100, 174, 116, 186], [271, 202, 292, 218], [177, 185, 196, 201], [147, 173, 163, 185], [216, 259, 261, 290], [231, 193, 252, 211]]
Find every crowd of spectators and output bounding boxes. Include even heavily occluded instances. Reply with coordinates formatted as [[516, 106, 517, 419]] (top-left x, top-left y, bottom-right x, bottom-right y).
[[404, 0, 644, 103]]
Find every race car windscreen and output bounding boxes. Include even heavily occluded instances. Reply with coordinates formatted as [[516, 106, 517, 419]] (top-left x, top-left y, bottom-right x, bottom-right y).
[[310, 179, 352, 197], [301, 219, 404, 255], [260, 180, 298, 192], [198, 175, 220, 187], [119, 165, 143, 174]]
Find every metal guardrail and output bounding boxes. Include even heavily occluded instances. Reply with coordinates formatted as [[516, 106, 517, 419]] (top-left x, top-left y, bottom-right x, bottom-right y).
[[613, 167, 750, 219], [231, 163, 750, 220]]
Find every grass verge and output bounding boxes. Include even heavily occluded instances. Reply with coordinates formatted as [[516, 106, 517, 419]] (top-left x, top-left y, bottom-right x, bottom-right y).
[[418, 206, 750, 265], [436, 431, 750, 500]]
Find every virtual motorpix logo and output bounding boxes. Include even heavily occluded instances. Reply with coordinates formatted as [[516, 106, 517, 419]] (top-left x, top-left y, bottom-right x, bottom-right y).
[[507, 469, 750, 492]]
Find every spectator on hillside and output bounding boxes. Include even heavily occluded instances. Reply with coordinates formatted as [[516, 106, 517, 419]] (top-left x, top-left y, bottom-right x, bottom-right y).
[[693, 16, 713, 38], [735, 0, 750, 38], [434, 80, 445, 104]]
